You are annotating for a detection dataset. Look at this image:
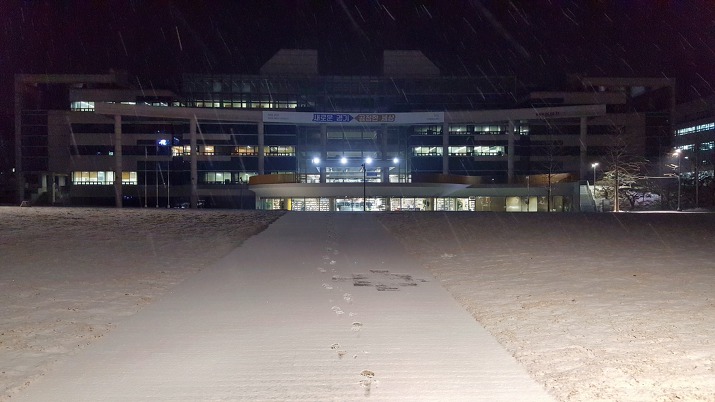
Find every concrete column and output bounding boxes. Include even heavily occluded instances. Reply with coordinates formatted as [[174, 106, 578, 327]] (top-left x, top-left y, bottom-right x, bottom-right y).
[[258, 122, 265, 175], [51, 173, 56, 204], [14, 77, 24, 203], [320, 124, 327, 183], [381, 124, 389, 182], [442, 122, 449, 175], [579, 117, 587, 180], [113, 114, 123, 208], [507, 120, 515, 184], [190, 116, 198, 208]]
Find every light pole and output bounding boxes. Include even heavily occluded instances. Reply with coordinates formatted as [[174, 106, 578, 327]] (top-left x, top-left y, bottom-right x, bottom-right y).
[[155, 143, 159, 208], [167, 156, 170, 208], [361, 163, 366, 211], [144, 146, 148, 208], [591, 162, 599, 186], [362, 157, 372, 212], [591, 162, 599, 207], [526, 175, 530, 212], [673, 150, 682, 211]]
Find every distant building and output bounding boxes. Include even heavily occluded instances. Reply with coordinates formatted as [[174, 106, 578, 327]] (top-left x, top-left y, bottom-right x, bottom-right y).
[[14, 50, 673, 212], [672, 96, 715, 207]]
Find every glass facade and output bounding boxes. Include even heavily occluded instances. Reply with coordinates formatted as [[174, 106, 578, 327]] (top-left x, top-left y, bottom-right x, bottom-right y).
[[72, 171, 137, 185], [257, 196, 570, 212]]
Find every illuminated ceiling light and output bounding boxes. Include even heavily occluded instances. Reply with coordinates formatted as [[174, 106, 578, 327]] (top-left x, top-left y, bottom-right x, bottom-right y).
[[365, 157, 373, 164], [392, 157, 399, 164], [312, 157, 320, 165], [340, 156, 347, 164]]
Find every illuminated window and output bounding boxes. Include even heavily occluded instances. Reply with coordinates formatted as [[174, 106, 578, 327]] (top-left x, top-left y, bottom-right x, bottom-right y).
[[70, 101, 95, 111], [172, 145, 192, 156], [413, 126, 442, 135], [121, 172, 137, 185], [232, 146, 257, 156], [266, 146, 295, 156], [202, 171, 238, 184], [474, 125, 505, 135], [449, 125, 468, 134], [474, 146, 505, 156], [412, 146, 443, 156], [676, 122, 715, 136], [201, 146, 215, 155], [72, 171, 135, 185], [448, 146, 472, 156]]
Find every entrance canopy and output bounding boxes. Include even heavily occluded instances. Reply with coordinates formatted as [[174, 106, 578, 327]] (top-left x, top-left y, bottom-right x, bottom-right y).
[[250, 183, 469, 199]]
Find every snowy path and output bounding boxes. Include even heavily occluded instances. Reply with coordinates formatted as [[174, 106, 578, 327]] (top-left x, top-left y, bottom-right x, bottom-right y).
[[15, 213, 552, 401]]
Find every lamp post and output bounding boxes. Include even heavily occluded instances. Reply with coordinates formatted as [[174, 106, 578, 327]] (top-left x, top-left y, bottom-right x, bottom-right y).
[[144, 146, 148, 208], [591, 162, 599, 207], [167, 155, 170, 208], [673, 150, 682, 211], [591, 162, 599, 186], [362, 157, 372, 212], [361, 163, 366, 211], [526, 175, 530, 212], [155, 142, 159, 208]]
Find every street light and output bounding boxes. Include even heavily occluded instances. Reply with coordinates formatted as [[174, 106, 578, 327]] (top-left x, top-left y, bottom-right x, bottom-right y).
[[673, 149, 682, 211], [591, 162, 599, 186]]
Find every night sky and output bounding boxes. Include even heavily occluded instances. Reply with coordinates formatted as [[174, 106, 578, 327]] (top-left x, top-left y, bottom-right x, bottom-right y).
[[1, 0, 715, 168]]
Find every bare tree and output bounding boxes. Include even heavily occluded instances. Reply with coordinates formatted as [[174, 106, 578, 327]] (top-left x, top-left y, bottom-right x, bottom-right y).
[[532, 125, 565, 212], [597, 135, 648, 211]]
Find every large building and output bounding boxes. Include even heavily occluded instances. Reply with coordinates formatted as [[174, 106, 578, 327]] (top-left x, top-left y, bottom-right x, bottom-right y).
[[672, 96, 715, 208], [14, 50, 673, 212]]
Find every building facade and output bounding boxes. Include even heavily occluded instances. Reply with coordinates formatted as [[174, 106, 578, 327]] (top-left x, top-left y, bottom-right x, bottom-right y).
[[14, 50, 673, 212], [672, 96, 715, 208]]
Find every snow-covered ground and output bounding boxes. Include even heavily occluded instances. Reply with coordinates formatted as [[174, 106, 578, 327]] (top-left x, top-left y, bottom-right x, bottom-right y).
[[1, 207, 714, 401], [0, 207, 284, 399], [377, 212, 715, 401]]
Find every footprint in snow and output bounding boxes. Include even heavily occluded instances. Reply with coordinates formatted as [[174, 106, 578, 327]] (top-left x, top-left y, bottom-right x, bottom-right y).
[[359, 370, 375, 396]]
